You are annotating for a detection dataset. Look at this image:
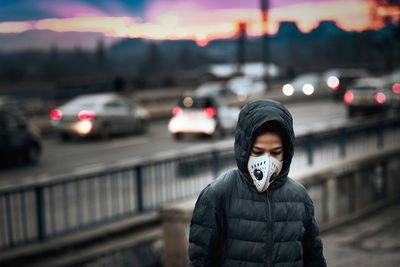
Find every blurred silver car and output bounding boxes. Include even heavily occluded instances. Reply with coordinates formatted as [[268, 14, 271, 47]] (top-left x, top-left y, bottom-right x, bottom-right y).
[[227, 76, 267, 101], [168, 95, 239, 139], [343, 77, 396, 117], [323, 68, 369, 100], [282, 72, 325, 96], [50, 92, 150, 139], [192, 81, 237, 99], [382, 68, 400, 98]]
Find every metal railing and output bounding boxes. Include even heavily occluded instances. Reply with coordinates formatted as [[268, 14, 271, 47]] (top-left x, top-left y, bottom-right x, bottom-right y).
[[1, 115, 399, 250]]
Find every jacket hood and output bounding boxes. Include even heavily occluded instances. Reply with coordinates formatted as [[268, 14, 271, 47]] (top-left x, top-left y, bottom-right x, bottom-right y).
[[234, 99, 295, 190]]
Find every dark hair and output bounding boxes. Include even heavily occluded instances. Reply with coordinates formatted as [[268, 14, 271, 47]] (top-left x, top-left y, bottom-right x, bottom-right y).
[[253, 121, 288, 161]]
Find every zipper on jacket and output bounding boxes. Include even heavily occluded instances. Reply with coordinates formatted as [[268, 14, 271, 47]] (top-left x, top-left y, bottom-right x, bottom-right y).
[[265, 192, 273, 267]]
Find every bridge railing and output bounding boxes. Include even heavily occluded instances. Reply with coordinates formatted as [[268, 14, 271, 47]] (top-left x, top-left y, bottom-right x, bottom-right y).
[[1, 115, 399, 250]]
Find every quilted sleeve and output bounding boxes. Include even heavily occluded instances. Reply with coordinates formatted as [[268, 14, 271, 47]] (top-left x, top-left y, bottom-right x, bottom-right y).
[[188, 184, 224, 267], [302, 197, 327, 267]]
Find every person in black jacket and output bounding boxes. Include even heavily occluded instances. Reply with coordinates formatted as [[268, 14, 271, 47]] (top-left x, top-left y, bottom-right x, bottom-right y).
[[189, 99, 326, 267]]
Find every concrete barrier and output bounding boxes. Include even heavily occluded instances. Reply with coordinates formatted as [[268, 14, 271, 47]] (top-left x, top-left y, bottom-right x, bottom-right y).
[[160, 146, 400, 267], [160, 199, 197, 267]]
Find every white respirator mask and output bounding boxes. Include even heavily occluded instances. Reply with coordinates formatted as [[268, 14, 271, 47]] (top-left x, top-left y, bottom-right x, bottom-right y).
[[247, 155, 283, 192]]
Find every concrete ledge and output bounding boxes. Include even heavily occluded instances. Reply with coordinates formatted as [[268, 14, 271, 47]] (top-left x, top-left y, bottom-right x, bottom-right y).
[[29, 227, 162, 267], [0, 211, 160, 265], [293, 145, 400, 185], [319, 197, 400, 233]]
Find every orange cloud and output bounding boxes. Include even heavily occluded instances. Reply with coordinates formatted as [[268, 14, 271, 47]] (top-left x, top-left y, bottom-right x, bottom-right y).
[[35, 17, 136, 37], [0, 0, 381, 46], [0, 21, 32, 33]]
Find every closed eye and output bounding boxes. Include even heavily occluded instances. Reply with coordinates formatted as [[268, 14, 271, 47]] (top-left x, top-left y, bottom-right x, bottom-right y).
[[251, 151, 263, 156], [271, 151, 282, 156]]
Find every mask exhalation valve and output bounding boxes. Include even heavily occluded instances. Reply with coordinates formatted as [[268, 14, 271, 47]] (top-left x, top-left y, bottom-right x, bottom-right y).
[[253, 169, 263, 180]]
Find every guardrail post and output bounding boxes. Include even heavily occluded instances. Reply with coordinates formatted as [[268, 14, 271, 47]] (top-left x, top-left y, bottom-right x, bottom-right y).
[[306, 135, 314, 166], [5, 194, 14, 246], [34, 186, 46, 241], [136, 166, 144, 212], [339, 128, 346, 157], [212, 151, 221, 178], [377, 123, 384, 149]]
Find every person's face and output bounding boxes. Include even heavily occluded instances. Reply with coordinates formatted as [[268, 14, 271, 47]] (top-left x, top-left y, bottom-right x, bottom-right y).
[[250, 132, 284, 161]]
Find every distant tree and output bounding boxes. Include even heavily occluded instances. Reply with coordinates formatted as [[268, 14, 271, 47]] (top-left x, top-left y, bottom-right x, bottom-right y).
[[42, 43, 61, 81], [95, 38, 106, 65], [113, 75, 126, 92], [2, 64, 27, 82], [179, 46, 190, 70], [50, 44, 59, 62], [73, 45, 84, 60], [148, 42, 162, 73]]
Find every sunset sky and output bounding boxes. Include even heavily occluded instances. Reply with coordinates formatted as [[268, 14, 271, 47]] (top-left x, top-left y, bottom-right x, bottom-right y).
[[0, 0, 387, 48]]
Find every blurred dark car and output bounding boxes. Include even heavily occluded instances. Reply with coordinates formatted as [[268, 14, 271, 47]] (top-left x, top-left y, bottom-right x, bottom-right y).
[[343, 77, 396, 117], [0, 102, 42, 166], [50, 92, 150, 140], [0, 96, 26, 118], [168, 94, 239, 139], [323, 68, 369, 100]]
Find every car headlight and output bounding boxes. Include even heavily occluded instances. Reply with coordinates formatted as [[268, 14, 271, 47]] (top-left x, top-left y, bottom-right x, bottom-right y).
[[74, 120, 93, 135], [327, 76, 340, 89], [302, 84, 314, 95], [282, 84, 294, 96]]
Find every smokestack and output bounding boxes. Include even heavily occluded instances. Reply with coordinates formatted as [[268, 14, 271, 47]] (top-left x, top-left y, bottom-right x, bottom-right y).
[[237, 22, 247, 74], [260, 0, 270, 89]]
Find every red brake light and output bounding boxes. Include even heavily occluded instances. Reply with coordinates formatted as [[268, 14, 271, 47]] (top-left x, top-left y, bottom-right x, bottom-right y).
[[375, 92, 386, 104], [78, 110, 96, 120], [172, 107, 183, 117], [344, 91, 354, 104], [50, 109, 62, 120], [393, 83, 400, 94], [204, 107, 216, 118], [332, 82, 340, 90]]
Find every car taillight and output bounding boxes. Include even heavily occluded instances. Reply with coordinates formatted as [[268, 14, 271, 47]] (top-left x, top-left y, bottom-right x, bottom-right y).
[[50, 109, 62, 120], [393, 83, 400, 94], [375, 92, 386, 104], [78, 110, 96, 120], [204, 107, 216, 118], [344, 91, 354, 104], [172, 107, 183, 117]]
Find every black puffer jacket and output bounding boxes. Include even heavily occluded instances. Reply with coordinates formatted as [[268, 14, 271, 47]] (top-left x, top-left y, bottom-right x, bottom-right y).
[[189, 100, 326, 267]]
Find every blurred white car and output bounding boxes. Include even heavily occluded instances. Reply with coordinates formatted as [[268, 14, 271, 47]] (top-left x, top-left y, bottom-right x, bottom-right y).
[[343, 77, 396, 117], [168, 95, 239, 139], [227, 76, 267, 100], [50, 92, 149, 139], [193, 82, 236, 98], [282, 72, 325, 96]]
